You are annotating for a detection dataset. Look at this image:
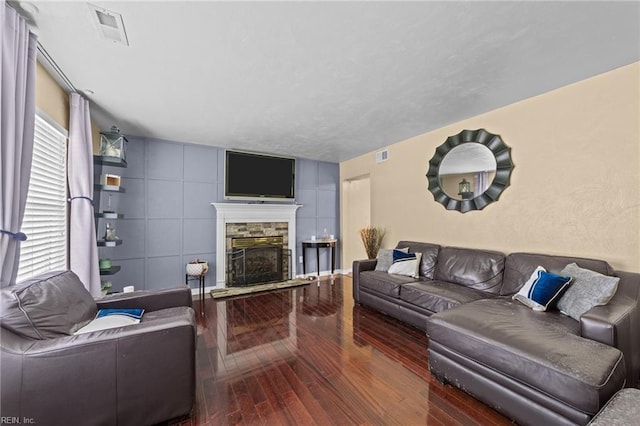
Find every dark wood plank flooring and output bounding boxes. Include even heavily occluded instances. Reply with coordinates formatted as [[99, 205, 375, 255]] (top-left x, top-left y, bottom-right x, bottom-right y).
[[173, 275, 512, 425]]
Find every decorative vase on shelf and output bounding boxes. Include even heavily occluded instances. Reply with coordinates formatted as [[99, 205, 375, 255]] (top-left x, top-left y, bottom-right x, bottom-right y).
[[99, 258, 112, 270], [104, 223, 118, 241]]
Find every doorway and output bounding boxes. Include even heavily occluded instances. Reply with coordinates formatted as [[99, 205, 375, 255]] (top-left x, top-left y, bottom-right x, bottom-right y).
[[341, 175, 371, 272]]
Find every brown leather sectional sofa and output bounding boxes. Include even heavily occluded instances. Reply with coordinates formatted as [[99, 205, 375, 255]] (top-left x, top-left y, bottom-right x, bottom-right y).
[[352, 241, 640, 426]]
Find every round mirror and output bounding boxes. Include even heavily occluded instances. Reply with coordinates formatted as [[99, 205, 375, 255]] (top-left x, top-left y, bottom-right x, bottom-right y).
[[426, 129, 513, 213], [438, 144, 497, 200]]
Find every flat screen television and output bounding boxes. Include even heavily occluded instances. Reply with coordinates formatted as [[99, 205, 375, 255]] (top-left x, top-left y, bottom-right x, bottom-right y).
[[225, 150, 296, 202]]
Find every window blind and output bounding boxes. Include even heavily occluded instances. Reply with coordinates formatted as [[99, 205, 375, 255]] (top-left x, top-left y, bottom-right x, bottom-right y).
[[16, 113, 68, 283]]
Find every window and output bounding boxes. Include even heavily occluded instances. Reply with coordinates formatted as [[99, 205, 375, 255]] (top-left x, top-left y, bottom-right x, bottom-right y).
[[16, 112, 68, 283]]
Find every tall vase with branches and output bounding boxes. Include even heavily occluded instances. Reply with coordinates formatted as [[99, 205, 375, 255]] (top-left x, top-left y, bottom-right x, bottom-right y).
[[359, 226, 386, 259]]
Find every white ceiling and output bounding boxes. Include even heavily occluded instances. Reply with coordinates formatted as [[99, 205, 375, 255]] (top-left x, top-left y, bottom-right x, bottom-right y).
[[14, 1, 640, 163], [439, 143, 496, 175]]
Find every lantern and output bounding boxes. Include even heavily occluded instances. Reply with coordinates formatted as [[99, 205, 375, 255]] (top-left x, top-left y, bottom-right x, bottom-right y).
[[99, 126, 128, 162], [458, 178, 471, 194]]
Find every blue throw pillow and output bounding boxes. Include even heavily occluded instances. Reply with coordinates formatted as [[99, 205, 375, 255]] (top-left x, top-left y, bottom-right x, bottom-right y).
[[96, 308, 144, 320], [392, 249, 416, 262], [513, 266, 573, 311]]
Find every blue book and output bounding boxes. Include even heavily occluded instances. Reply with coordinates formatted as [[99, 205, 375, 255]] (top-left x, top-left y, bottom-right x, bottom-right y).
[[96, 308, 144, 320]]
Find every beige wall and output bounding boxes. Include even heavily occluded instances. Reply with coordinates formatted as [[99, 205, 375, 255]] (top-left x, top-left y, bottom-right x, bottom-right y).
[[35, 61, 101, 150], [36, 61, 68, 129], [340, 62, 640, 272]]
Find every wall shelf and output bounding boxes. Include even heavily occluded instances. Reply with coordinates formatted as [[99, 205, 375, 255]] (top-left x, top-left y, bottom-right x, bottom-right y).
[[95, 184, 125, 193], [94, 155, 127, 168], [97, 239, 123, 247], [96, 212, 124, 219], [99, 265, 121, 276], [94, 143, 128, 280]]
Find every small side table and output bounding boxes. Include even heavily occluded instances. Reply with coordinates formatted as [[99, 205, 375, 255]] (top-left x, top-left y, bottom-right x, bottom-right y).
[[302, 239, 337, 276], [186, 273, 205, 316]]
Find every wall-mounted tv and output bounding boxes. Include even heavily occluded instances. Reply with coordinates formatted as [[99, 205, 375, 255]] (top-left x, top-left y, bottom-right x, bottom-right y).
[[225, 150, 296, 202]]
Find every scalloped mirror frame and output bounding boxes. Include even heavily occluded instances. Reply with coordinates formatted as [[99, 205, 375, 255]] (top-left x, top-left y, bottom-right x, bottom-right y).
[[426, 129, 514, 213]]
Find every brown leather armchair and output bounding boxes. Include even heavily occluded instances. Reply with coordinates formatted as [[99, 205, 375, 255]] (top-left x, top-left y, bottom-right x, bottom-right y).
[[1, 270, 196, 426]]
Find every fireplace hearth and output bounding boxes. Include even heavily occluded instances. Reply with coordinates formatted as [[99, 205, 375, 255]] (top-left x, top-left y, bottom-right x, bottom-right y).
[[227, 236, 291, 287]]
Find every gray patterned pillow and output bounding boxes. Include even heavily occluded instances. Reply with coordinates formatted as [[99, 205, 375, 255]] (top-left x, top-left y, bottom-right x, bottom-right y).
[[375, 247, 408, 272], [557, 263, 619, 321]]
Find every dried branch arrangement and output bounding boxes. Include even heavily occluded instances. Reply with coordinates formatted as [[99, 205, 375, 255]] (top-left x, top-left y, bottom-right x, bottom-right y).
[[359, 226, 386, 259]]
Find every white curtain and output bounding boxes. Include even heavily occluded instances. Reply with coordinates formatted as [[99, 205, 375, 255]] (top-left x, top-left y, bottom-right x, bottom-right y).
[[68, 93, 100, 296], [475, 171, 489, 195], [0, 3, 37, 288]]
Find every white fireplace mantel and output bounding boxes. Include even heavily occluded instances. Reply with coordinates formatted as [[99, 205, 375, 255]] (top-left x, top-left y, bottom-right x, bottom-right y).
[[212, 203, 302, 287]]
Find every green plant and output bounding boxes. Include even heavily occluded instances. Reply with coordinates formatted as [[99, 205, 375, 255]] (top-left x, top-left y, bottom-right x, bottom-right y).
[[101, 280, 112, 296], [359, 226, 386, 259]]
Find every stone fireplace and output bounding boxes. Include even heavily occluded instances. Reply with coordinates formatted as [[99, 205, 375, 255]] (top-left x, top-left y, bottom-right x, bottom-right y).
[[227, 235, 289, 287], [212, 203, 301, 288]]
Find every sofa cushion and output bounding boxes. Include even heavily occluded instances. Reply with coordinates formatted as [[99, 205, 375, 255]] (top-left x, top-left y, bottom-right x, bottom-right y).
[[502, 252, 614, 296], [359, 270, 417, 298], [434, 246, 505, 294], [558, 263, 620, 320], [400, 280, 490, 313], [512, 266, 573, 311], [427, 298, 625, 415], [396, 241, 440, 279], [0, 270, 97, 339]]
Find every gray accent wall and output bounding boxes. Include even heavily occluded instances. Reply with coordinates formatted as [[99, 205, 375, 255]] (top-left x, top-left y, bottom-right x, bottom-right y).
[[296, 159, 341, 275], [97, 137, 339, 292]]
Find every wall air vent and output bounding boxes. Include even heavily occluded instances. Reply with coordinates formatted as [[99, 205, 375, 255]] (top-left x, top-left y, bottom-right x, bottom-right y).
[[375, 149, 389, 164], [88, 4, 129, 46]]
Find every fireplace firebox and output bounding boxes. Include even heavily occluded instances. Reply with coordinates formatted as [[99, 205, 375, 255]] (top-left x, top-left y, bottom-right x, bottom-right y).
[[227, 236, 291, 287]]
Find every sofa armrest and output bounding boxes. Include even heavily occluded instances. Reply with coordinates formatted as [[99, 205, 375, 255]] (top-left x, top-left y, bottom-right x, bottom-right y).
[[3, 311, 195, 355], [352, 259, 377, 303], [581, 295, 639, 386], [1, 309, 196, 424], [580, 296, 635, 345], [96, 286, 193, 311]]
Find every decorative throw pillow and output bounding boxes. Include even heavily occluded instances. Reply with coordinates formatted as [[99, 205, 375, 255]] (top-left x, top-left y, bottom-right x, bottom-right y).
[[557, 263, 620, 321], [375, 247, 409, 272], [513, 266, 573, 311], [75, 308, 145, 335], [388, 250, 422, 278]]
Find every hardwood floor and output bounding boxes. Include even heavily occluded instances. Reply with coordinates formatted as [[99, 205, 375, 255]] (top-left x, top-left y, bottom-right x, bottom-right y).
[[173, 275, 512, 425]]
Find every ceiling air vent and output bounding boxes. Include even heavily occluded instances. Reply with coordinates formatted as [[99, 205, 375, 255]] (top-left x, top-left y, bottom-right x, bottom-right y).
[[375, 149, 389, 164], [88, 4, 129, 46]]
